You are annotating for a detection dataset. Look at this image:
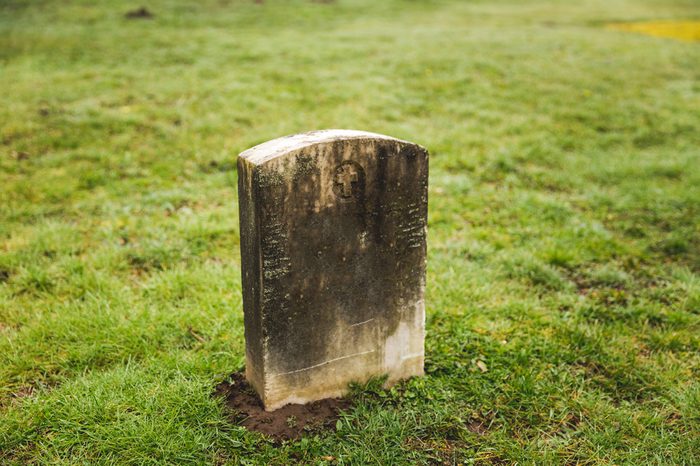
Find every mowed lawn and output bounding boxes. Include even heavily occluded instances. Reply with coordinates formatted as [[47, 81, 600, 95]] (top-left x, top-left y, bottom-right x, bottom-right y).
[[1, 0, 699, 464]]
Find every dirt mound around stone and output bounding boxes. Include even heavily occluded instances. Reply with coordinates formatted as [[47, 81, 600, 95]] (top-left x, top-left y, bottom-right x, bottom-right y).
[[215, 373, 352, 442]]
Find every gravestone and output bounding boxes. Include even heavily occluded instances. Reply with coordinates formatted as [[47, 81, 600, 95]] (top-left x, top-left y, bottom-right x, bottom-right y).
[[237, 130, 428, 411]]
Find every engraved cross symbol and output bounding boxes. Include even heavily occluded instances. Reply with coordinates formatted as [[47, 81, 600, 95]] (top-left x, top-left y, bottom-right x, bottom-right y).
[[335, 164, 359, 197]]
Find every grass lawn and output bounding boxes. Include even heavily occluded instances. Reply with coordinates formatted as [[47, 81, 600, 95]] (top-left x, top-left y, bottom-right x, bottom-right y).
[[1, 0, 699, 464]]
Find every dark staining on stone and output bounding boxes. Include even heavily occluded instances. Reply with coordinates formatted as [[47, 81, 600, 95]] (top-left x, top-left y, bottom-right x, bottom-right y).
[[260, 219, 291, 282], [274, 140, 422, 370], [256, 169, 284, 188], [237, 157, 266, 395], [293, 153, 318, 179], [377, 144, 389, 161], [291, 153, 322, 213], [399, 144, 420, 160]]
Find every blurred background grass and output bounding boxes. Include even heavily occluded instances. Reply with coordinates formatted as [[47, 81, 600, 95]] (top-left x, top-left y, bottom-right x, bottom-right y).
[[1, 0, 699, 464]]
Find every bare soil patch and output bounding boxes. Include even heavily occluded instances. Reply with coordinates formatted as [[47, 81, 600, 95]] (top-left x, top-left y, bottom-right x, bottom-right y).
[[125, 7, 154, 19], [214, 372, 352, 442]]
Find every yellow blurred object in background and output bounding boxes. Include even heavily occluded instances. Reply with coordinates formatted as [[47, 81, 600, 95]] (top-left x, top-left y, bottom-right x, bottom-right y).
[[607, 21, 700, 42]]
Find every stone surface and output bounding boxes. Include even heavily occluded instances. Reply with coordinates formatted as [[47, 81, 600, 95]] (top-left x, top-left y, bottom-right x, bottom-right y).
[[237, 129, 428, 411]]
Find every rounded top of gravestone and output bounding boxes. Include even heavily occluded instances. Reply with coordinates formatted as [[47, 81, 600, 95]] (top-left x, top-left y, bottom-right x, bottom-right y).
[[239, 130, 415, 166]]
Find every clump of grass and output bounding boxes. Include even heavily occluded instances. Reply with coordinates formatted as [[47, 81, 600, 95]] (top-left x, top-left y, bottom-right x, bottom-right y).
[[501, 254, 572, 291]]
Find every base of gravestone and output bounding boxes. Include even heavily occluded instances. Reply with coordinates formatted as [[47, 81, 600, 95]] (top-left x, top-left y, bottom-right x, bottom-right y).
[[214, 372, 352, 442]]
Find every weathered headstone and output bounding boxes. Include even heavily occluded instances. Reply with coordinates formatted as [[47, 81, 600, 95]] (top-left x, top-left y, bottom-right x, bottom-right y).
[[237, 130, 428, 411]]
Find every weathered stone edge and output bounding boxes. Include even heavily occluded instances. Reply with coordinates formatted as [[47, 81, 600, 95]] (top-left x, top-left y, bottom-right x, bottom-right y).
[[239, 129, 418, 166], [237, 156, 267, 402]]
